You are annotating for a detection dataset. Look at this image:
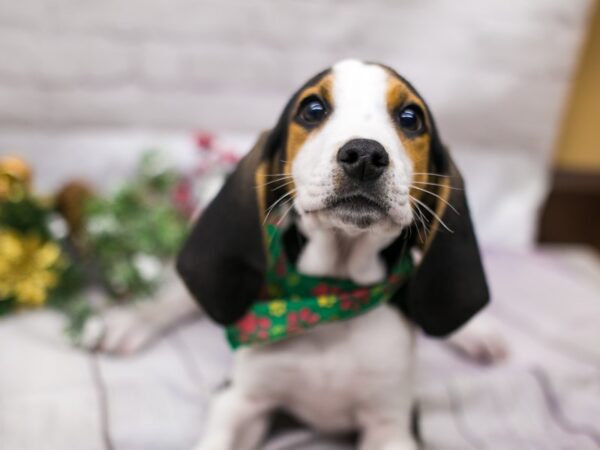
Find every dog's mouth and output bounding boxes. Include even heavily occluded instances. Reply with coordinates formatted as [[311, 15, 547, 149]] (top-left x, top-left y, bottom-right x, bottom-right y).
[[323, 193, 388, 228], [328, 194, 385, 211]]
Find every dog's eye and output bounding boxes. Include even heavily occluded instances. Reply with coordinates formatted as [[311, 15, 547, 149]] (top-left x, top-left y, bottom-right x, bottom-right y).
[[298, 97, 327, 125], [396, 105, 424, 133]]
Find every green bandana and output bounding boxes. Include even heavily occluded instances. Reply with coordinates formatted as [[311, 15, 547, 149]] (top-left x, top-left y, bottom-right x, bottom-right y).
[[226, 220, 414, 350]]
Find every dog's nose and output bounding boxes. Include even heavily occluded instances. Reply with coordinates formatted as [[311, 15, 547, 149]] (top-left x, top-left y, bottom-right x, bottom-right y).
[[337, 139, 389, 182]]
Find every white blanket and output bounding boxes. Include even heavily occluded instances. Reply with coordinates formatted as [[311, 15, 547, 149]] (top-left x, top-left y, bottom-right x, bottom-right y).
[[1, 246, 599, 450]]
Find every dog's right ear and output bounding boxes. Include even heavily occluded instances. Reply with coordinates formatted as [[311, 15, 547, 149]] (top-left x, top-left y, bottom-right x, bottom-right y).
[[176, 132, 275, 325], [177, 68, 330, 325]]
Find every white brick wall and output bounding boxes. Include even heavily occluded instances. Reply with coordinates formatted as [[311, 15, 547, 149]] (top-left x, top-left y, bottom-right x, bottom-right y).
[[0, 0, 594, 247], [0, 0, 592, 139]]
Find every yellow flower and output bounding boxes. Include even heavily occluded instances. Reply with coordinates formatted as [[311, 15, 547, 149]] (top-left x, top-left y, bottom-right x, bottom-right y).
[[317, 295, 337, 308], [0, 230, 62, 306], [268, 300, 287, 317], [0, 156, 32, 202]]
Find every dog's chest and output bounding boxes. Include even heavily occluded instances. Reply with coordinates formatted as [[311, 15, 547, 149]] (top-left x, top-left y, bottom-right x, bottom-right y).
[[235, 304, 414, 432]]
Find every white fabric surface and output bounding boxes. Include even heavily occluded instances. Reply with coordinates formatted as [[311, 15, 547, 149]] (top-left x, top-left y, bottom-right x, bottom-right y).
[[1, 247, 599, 450]]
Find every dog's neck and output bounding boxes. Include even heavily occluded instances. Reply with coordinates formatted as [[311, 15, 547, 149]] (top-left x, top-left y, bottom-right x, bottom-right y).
[[295, 214, 402, 286]]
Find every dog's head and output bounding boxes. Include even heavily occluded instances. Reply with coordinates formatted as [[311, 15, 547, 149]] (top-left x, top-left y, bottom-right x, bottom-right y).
[[178, 60, 489, 335], [268, 60, 434, 234]]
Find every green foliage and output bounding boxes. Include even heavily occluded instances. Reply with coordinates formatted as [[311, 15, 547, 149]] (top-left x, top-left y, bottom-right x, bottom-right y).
[[62, 296, 94, 343], [0, 151, 189, 341], [81, 152, 188, 299], [0, 298, 14, 316], [0, 196, 51, 239]]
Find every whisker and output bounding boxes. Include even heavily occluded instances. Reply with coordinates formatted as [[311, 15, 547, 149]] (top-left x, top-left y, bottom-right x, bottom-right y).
[[412, 172, 454, 178], [411, 200, 429, 244], [409, 195, 453, 233], [419, 206, 432, 240], [255, 177, 293, 189], [411, 181, 463, 190], [417, 207, 429, 243], [264, 193, 289, 223], [272, 181, 295, 191], [276, 200, 296, 227], [264, 175, 292, 183], [263, 189, 296, 225], [411, 185, 459, 215], [415, 203, 430, 227], [412, 206, 424, 244]]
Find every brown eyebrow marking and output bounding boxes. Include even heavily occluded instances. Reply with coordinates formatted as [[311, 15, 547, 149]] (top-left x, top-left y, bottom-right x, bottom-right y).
[[386, 82, 410, 109], [294, 75, 334, 114]]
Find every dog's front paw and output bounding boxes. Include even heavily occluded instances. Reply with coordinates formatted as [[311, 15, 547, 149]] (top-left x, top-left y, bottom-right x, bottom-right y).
[[446, 317, 508, 364], [381, 441, 418, 450], [81, 304, 163, 355], [360, 432, 418, 450], [192, 436, 231, 450], [192, 444, 221, 450]]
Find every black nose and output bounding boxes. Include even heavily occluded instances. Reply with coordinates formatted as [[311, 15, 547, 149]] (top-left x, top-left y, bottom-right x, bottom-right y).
[[337, 139, 389, 182]]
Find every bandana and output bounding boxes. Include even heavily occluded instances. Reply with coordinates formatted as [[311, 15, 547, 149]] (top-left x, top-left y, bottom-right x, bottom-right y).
[[226, 219, 414, 349]]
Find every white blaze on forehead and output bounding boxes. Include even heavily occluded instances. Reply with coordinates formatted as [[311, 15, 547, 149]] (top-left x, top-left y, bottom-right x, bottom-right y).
[[332, 60, 388, 110], [328, 60, 396, 144]]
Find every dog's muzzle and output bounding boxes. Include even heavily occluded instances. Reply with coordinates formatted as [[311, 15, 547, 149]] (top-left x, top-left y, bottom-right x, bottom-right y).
[[337, 138, 389, 182]]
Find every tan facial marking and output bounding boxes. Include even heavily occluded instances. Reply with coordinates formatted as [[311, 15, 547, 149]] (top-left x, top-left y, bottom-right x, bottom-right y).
[[285, 122, 309, 180], [385, 76, 431, 201], [283, 74, 334, 187], [255, 161, 268, 218]]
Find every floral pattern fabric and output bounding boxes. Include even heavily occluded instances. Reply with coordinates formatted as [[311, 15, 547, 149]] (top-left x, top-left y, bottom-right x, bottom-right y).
[[226, 219, 413, 349]]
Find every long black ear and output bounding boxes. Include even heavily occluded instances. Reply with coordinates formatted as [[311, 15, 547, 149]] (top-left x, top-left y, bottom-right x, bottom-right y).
[[399, 126, 490, 336], [176, 132, 274, 325], [176, 70, 332, 325]]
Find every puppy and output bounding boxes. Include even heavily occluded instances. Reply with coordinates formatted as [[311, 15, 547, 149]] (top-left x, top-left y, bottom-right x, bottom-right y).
[[175, 59, 492, 450], [86, 60, 506, 449]]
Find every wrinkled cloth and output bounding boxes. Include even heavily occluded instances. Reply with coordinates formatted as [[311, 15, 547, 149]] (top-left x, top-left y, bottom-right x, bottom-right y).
[[1, 247, 599, 450]]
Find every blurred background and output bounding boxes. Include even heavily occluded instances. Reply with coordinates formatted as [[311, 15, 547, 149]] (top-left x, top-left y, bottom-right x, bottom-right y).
[[1, 1, 599, 449]]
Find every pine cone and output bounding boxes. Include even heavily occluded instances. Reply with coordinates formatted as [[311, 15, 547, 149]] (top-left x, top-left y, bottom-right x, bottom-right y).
[[55, 181, 95, 235]]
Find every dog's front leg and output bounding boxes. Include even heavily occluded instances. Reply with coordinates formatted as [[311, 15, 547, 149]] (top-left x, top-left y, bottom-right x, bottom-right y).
[[356, 349, 417, 450], [358, 405, 417, 450], [194, 386, 272, 450], [359, 420, 418, 450]]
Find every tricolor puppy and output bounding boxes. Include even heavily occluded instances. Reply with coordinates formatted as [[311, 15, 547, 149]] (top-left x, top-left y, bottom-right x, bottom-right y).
[[176, 60, 490, 450]]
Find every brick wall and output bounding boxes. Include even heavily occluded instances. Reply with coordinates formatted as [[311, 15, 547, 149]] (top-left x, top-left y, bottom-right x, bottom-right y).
[[0, 0, 592, 142]]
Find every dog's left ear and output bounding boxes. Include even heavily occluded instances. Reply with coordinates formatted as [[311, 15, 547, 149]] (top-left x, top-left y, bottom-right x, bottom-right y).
[[399, 123, 490, 337], [176, 131, 279, 325], [176, 83, 303, 326]]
